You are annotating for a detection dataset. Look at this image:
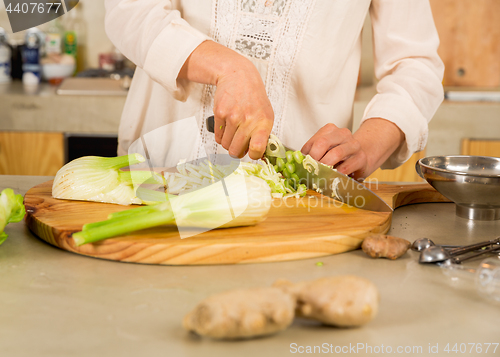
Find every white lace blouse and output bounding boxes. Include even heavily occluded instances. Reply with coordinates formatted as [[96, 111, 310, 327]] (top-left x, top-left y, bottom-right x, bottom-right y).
[[105, 0, 444, 169]]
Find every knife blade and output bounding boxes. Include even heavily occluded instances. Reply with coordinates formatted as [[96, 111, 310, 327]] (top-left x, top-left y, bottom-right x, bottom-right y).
[[205, 116, 392, 212]]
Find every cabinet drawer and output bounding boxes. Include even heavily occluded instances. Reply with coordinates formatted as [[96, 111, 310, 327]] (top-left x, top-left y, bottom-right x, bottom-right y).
[[461, 138, 500, 157], [0, 132, 64, 176]]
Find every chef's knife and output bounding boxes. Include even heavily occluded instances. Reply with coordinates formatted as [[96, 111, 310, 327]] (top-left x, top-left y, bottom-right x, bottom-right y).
[[206, 116, 392, 212]]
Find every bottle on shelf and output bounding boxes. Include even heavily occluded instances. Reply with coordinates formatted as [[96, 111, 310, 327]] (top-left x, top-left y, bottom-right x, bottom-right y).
[[62, 0, 87, 73], [9, 39, 24, 80], [22, 28, 42, 82], [44, 6, 64, 56], [0, 28, 12, 83]]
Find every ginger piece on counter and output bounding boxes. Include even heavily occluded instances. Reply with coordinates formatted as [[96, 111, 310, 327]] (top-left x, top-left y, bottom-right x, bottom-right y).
[[183, 287, 295, 339], [361, 234, 411, 260], [274, 275, 379, 327]]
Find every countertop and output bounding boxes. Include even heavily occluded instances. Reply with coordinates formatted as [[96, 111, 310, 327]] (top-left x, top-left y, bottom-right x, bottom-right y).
[[0, 81, 126, 134], [2, 175, 500, 357]]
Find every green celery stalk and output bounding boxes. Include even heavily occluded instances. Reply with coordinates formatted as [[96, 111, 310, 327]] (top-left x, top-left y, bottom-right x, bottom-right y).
[[72, 174, 273, 246], [73, 203, 174, 246]]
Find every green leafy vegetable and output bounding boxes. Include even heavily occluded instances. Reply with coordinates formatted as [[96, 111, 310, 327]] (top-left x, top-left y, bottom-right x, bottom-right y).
[[0, 188, 26, 245]]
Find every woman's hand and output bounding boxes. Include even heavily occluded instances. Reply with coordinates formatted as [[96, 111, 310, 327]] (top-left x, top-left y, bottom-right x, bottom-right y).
[[302, 124, 368, 179], [301, 118, 405, 180], [213, 62, 274, 160], [179, 41, 274, 160]]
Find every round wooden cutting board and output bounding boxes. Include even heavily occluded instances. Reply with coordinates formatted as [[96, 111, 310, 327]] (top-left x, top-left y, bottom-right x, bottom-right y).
[[24, 181, 448, 265]]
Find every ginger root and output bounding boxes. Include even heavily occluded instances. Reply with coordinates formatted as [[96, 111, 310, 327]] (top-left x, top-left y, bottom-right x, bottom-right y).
[[184, 275, 380, 339], [361, 234, 411, 260], [274, 275, 379, 327], [183, 287, 295, 339]]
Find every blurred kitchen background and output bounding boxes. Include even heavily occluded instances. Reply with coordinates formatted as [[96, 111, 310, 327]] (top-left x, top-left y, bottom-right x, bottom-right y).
[[0, 0, 498, 181]]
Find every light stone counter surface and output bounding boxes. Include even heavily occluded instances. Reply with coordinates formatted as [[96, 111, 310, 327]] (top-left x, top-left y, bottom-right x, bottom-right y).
[[0, 82, 126, 134], [1, 175, 500, 357]]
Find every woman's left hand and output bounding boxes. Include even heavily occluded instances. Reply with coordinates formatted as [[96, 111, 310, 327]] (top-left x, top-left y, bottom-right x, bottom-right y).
[[301, 123, 368, 179], [301, 118, 405, 180]]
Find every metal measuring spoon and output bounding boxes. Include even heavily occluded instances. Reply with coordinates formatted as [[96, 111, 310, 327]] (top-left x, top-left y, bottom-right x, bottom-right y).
[[450, 245, 500, 264], [419, 237, 500, 264], [411, 238, 459, 252]]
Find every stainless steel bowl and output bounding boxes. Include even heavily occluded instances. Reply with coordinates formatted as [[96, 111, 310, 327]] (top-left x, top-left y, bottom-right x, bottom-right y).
[[416, 156, 500, 221]]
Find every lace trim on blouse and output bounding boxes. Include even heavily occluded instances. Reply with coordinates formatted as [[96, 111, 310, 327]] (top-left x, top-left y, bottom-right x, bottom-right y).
[[199, 0, 316, 158]]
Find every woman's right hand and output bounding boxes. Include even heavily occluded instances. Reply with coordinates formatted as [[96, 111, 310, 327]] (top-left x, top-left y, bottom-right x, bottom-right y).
[[179, 41, 274, 160], [213, 60, 274, 160]]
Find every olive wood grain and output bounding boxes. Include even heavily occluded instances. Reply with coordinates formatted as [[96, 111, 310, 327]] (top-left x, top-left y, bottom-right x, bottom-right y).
[[24, 181, 449, 265]]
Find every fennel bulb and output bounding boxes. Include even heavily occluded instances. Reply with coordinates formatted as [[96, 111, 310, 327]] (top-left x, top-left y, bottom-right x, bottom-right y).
[[52, 154, 162, 205], [72, 174, 272, 245]]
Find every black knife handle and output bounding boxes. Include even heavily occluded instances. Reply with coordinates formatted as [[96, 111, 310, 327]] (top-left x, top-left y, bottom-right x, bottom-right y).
[[206, 116, 215, 133]]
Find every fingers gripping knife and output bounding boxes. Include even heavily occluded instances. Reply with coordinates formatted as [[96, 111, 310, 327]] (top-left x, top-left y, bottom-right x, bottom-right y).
[[206, 116, 392, 212]]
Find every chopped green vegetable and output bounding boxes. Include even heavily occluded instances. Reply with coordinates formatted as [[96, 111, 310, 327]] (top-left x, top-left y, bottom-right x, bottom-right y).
[[285, 162, 295, 174], [302, 155, 319, 175], [265, 134, 286, 159], [238, 160, 303, 198], [0, 188, 26, 245], [316, 262, 324, 267], [276, 157, 285, 172], [293, 151, 304, 164]]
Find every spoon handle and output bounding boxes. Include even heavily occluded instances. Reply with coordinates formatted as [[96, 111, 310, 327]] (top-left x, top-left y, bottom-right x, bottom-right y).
[[449, 237, 500, 257], [452, 245, 500, 264]]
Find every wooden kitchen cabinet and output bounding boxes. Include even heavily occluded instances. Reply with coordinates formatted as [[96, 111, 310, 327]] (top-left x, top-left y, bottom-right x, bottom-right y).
[[366, 151, 425, 183], [461, 138, 500, 157], [0, 132, 64, 176], [429, 0, 500, 87]]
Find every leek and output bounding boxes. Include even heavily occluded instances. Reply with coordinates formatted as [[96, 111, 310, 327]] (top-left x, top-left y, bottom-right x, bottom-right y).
[[265, 134, 286, 159], [0, 188, 26, 245], [52, 154, 163, 205], [159, 135, 309, 200], [302, 155, 319, 175], [72, 174, 272, 245]]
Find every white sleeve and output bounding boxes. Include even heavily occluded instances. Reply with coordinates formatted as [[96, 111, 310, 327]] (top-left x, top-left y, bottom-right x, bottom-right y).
[[363, 0, 445, 169], [104, 0, 211, 101]]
